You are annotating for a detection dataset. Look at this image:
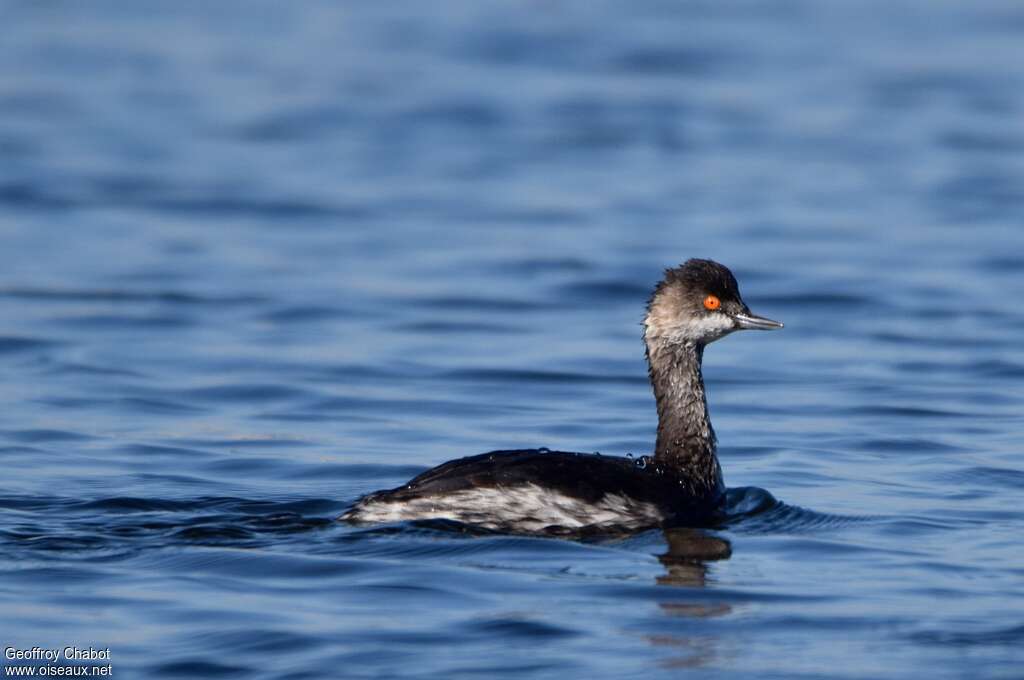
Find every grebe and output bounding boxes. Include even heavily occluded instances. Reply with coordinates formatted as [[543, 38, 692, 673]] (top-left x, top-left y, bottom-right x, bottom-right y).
[[340, 259, 782, 533]]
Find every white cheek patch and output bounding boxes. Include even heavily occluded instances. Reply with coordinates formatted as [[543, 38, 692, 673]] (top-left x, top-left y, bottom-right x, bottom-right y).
[[343, 484, 665, 533], [666, 313, 736, 345], [644, 298, 737, 346]]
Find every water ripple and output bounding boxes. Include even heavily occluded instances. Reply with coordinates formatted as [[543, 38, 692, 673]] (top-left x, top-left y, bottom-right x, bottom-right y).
[[2, 2, 1023, 678], [724, 487, 873, 533], [0, 336, 59, 354], [0, 287, 267, 306]]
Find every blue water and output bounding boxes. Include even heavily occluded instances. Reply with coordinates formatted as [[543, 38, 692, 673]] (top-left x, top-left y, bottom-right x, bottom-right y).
[[2, 1, 1024, 678]]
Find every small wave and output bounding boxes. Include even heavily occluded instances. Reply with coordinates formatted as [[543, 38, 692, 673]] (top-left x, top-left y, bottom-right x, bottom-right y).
[[943, 465, 1024, 490], [410, 294, 556, 312], [442, 367, 644, 385], [755, 292, 872, 308], [306, 394, 528, 418], [557, 279, 652, 302], [284, 463, 428, 482], [459, 616, 580, 640], [182, 383, 314, 404], [969, 359, 1024, 379], [980, 254, 1024, 271], [76, 497, 198, 513], [910, 623, 1024, 647], [853, 437, 964, 454], [940, 130, 1024, 154], [0, 335, 59, 354], [614, 45, 728, 77], [723, 486, 871, 533], [257, 304, 353, 323], [723, 486, 780, 518], [0, 287, 265, 306], [340, 518, 505, 541], [848, 405, 971, 419], [38, 396, 208, 416], [56, 312, 194, 329], [150, 660, 254, 678], [236, 104, 354, 142], [44, 361, 144, 378], [497, 257, 593, 275], [1, 428, 95, 443], [395, 320, 521, 334], [0, 496, 343, 557]]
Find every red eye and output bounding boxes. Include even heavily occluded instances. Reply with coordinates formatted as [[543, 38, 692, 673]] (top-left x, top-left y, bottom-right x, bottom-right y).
[[703, 295, 720, 311]]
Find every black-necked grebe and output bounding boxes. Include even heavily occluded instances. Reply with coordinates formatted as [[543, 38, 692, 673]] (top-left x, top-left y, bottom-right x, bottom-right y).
[[340, 259, 782, 533]]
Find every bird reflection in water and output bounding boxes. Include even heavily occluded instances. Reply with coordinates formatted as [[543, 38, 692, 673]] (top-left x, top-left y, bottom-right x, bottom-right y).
[[648, 528, 733, 669], [657, 527, 731, 587]]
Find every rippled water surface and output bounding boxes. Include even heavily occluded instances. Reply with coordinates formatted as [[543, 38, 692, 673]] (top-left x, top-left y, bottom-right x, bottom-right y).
[[3, 1, 1024, 678]]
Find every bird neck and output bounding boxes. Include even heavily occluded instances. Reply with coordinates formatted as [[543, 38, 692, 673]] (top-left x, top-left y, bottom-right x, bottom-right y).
[[647, 341, 723, 497]]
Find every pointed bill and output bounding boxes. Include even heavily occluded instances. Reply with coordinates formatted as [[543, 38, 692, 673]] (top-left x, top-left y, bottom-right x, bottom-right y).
[[733, 312, 783, 330]]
